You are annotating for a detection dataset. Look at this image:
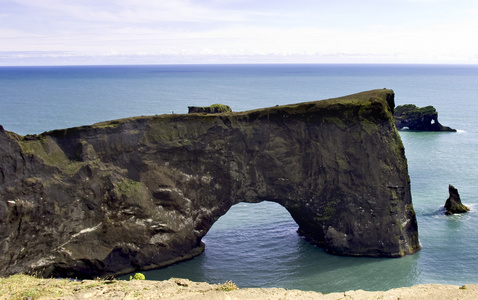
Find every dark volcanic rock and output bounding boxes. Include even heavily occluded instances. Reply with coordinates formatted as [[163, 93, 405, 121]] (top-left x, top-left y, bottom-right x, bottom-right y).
[[444, 184, 470, 215], [394, 104, 456, 131], [0, 89, 420, 278]]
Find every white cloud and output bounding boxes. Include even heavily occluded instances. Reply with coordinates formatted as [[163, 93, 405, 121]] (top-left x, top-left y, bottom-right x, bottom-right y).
[[2, 0, 478, 64], [10, 0, 255, 24]]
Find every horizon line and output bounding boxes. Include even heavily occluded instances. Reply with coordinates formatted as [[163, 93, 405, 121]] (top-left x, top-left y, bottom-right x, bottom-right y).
[[2, 62, 478, 68]]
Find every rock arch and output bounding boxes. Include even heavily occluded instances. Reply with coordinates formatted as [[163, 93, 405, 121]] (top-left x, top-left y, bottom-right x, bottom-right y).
[[192, 201, 300, 277], [393, 104, 456, 131], [0, 89, 420, 278], [204, 201, 298, 247]]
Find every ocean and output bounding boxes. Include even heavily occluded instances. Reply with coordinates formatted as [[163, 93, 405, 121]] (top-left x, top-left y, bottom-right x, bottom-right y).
[[1, 64, 477, 293]]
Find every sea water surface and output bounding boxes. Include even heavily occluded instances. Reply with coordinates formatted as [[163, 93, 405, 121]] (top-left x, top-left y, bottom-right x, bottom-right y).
[[1, 64, 478, 293]]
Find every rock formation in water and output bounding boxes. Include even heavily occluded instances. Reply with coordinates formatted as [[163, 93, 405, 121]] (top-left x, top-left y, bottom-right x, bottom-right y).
[[0, 89, 420, 279], [444, 185, 470, 215], [393, 104, 456, 131], [188, 104, 232, 114]]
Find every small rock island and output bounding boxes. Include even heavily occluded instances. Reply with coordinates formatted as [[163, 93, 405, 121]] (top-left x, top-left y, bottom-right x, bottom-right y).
[[444, 185, 470, 215], [394, 104, 456, 131], [0, 89, 420, 279]]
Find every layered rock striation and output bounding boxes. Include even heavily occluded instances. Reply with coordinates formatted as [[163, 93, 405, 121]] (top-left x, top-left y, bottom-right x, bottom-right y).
[[0, 89, 420, 279]]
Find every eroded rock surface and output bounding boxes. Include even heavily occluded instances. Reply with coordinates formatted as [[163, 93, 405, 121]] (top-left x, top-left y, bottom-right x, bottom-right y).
[[0, 89, 420, 278], [444, 184, 470, 215], [394, 104, 456, 131]]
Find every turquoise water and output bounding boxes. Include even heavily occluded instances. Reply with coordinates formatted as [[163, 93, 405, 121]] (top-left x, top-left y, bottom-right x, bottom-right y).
[[1, 64, 478, 293]]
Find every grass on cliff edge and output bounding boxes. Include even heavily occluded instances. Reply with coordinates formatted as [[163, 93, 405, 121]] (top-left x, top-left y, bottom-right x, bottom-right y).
[[0, 274, 118, 299], [0, 274, 239, 299]]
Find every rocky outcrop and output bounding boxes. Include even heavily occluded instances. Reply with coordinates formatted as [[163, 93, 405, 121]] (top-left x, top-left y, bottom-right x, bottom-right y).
[[0, 89, 420, 279], [444, 185, 470, 215], [394, 104, 456, 131], [188, 104, 232, 114]]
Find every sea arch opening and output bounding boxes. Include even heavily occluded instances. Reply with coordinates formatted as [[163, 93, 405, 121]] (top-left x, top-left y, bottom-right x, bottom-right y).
[[198, 201, 307, 285], [128, 201, 315, 286]]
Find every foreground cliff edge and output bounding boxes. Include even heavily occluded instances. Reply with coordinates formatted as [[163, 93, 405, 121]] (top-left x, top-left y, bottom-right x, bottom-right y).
[[0, 89, 420, 278], [2, 276, 478, 300]]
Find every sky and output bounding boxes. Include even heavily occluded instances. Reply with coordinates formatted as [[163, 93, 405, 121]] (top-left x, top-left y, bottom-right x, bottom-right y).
[[1, 0, 478, 65]]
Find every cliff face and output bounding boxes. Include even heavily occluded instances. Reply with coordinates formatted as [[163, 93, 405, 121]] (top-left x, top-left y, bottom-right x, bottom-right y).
[[0, 89, 420, 278]]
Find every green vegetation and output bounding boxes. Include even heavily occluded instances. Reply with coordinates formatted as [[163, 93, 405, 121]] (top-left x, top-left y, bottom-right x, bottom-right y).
[[335, 153, 350, 171], [315, 198, 340, 222], [17, 136, 84, 175], [130, 273, 146, 280], [216, 280, 238, 292], [209, 104, 232, 113], [112, 178, 153, 209], [394, 104, 436, 116], [323, 116, 347, 130], [92, 120, 121, 129], [116, 178, 145, 198], [360, 119, 377, 134], [188, 103, 232, 114], [0, 274, 118, 300]]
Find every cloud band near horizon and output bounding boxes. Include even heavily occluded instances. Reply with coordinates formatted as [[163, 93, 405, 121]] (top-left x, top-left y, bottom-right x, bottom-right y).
[[1, 0, 478, 65]]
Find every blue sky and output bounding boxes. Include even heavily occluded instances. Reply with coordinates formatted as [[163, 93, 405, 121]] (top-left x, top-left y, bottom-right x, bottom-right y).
[[1, 0, 478, 65]]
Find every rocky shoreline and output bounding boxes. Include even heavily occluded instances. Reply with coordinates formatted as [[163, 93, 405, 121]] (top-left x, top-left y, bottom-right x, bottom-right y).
[[1, 275, 478, 299]]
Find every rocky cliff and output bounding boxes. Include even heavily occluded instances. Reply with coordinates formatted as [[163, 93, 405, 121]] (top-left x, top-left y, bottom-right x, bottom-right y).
[[394, 104, 456, 131], [0, 89, 420, 279]]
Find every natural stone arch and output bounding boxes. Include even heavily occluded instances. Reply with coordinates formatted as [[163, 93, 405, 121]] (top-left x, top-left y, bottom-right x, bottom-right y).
[[393, 104, 456, 131], [199, 201, 300, 274], [204, 200, 299, 243], [0, 89, 420, 278]]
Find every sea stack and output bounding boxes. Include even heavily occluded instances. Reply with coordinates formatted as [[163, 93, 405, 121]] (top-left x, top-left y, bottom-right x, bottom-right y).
[[393, 104, 456, 131], [0, 89, 420, 279], [444, 184, 470, 215]]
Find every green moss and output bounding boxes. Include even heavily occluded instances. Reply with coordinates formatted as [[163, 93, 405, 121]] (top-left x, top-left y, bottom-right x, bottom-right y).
[[323, 116, 347, 129], [395, 104, 435, 116], [115, 178, 145, 198], [18, 136, 84, 175], [359, 118, 377, 134], [335, 153, 350, 171], [209, 104, 232, 112], [315, 199, 340, 222], [93, 120, 121, 129], [189, 104, 232, 114], [388, 134, 408, 170], [141, 115, 216, 146]]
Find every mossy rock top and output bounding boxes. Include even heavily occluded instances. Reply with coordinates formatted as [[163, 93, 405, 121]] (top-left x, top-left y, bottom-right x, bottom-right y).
[[188, 104, 232, 114]]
